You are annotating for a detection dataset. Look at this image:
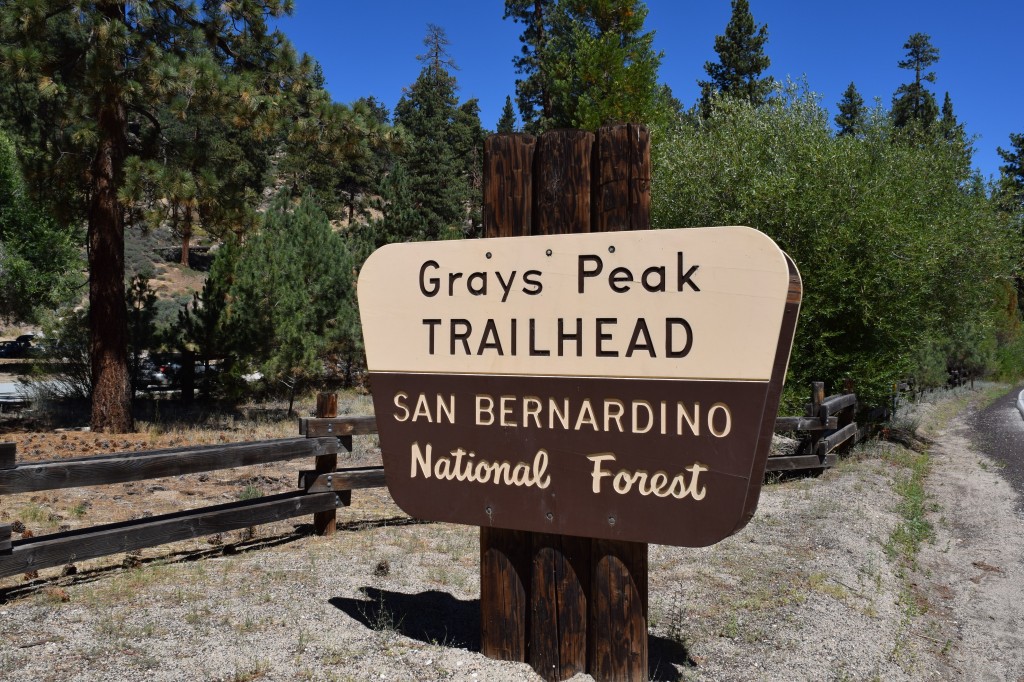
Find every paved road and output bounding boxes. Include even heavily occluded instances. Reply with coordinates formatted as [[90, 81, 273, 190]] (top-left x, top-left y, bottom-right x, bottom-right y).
[[968, 383, 1024, 513]]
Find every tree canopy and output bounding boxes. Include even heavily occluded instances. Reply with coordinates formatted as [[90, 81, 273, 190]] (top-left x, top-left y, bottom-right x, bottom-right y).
[[653, 86, 1016, 406], [497, 95, 518, 133], [0, 130, 82, 323], [0, 0, 313, 431], [391, 24, 483, 241], [835, 82, 866, 137], [892, 32, 941, 130], [215, 194, 364, 411], [698, 0, 773, 114], [505, 0, 664, 132]]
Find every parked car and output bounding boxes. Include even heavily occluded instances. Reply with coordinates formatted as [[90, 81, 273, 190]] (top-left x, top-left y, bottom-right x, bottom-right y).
[[0, 341, 19, 358], [0, 335, 33, 358]]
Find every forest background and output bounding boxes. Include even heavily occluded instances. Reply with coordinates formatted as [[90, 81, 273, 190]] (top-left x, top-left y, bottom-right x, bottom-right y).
[[1, 0, 1022, 433]]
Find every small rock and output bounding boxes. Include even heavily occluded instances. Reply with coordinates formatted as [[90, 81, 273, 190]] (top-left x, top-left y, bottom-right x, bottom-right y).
[[43, 586, 70, 602]]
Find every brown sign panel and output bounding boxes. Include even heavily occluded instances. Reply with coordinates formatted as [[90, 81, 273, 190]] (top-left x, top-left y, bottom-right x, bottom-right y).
[[357, 227, 801, 547]]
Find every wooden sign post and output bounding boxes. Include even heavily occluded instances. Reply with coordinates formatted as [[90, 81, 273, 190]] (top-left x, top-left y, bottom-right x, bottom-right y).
[[483, 127, 649, 680], [356, 125, 802, 681]]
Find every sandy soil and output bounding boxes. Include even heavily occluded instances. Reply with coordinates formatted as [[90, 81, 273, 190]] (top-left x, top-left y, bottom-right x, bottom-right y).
[[910, 399, 1024, 681], [0, 387, 1022, 681]]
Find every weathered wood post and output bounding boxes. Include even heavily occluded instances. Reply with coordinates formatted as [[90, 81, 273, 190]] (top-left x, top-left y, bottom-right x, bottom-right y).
[[0, 443, 11, 555], [313, 393, 339, 535], [480, 125, 651, 681], [836, 380, 857, 456], [806, 381, 826, 459], [0, 442, 14, 470]]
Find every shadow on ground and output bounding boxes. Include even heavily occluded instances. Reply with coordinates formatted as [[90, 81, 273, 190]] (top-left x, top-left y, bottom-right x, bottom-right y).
[[0, 516, 424, 604], [330, 587, 695, 679]]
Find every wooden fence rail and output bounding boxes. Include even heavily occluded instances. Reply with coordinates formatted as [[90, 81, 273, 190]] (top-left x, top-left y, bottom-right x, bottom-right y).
[[767, 381, 860, 472], [2, 384, 858, 577], [0, 437, 337, 496], [0, 417, 385, 578]]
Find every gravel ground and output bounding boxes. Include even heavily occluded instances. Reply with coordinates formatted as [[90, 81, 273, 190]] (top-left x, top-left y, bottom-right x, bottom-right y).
[[1, 385, 1023, 681]]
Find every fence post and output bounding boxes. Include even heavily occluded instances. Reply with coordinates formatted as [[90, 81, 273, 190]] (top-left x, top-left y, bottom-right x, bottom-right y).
[[0, 445, 11, 556], [0, 442, 14, 470], [806, 382, 825, 459], [480, 125, 650, 682], [313, 393, 338, 535], [836, 381, 857, 455]]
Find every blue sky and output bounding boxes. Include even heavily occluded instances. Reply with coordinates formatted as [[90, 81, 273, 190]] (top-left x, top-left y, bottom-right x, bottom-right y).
[[275, 1, 1023, 180]]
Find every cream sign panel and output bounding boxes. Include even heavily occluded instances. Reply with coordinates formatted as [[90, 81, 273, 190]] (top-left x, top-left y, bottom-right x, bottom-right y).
[[357, 226, 801, 547], [358, 226, 790, 381]]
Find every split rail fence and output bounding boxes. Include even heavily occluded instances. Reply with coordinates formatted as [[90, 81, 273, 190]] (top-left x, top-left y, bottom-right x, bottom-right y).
[[767, 381, 861, 472], [1, 384, 857, 580]]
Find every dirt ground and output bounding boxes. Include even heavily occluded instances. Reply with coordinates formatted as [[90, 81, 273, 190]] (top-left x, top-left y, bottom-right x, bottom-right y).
[[1, 385, 1022, 681]]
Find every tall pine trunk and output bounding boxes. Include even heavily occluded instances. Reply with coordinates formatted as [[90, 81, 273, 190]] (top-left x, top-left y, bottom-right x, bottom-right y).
[[180, 209, 192, 267], [88, 89, 133, 433]]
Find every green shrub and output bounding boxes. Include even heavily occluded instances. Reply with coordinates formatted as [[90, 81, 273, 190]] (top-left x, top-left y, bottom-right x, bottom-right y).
[[652, 83, 1018, 406]]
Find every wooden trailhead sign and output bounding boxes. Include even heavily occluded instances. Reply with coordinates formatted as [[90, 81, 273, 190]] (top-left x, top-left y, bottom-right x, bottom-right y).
[[358, 225, 800, 548]]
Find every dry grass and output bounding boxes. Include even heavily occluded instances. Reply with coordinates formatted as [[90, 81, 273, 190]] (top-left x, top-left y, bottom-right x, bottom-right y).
[[1, 385, 1014, 681]]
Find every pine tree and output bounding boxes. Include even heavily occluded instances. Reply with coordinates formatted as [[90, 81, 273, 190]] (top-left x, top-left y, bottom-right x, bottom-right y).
[[939, 92, 962, 141], [121, 85, 278, 266], [176, 241, 238, 393], [938, 91, 972, 173], [892, 33, 940, 130], [0, 1, 305, 432], [219, 194, 361, 413], [505, 0, 663, 132], [452, 98, 487, 236], [393, 24, 472, 241], [125, 274, 158, 395], [0, 131, 81, 323], [504, 0, 556, 133], [280, 97, 393, 223], [497, 96, 518, 133], [698, 0, 774, 113], [999, 133, 1024, 191], [835, 82, 866, 137], [997, 132, 1024, 214], [374, 159, 425, 246]]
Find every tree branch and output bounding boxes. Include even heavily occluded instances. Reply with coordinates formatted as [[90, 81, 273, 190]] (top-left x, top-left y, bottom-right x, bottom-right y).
[[128, 103, 162, 139]]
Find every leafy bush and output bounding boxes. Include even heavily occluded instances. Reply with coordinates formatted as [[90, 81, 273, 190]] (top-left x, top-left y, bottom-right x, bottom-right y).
[[652, 84, 1017, 408]]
